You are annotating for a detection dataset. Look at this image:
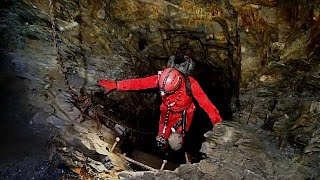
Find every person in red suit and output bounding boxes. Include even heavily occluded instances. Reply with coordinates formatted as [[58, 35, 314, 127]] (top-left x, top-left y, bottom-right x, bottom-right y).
[[98, 56, 222, 151]]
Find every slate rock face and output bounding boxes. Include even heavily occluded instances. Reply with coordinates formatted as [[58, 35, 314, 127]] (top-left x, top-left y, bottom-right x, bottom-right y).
[[117, 122, 317, 179], [21, 0, 241, 121], [1, 0, 319, 179], [232, 0, 320, 173]]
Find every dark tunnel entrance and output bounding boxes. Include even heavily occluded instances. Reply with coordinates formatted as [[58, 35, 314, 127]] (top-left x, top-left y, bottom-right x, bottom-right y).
[[93, 56, 237, 170]]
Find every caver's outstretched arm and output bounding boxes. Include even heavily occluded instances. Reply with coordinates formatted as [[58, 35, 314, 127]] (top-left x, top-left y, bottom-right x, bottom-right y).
[[189, 76, 222, 125], [98, 75, 158, 93]]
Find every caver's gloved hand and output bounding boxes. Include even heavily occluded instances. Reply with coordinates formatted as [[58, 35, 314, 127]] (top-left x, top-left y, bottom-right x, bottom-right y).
[[98, 79, 117, 93], [86, 83, 106, 94], [204, 122, 226, 138], [213, 122, 227, 135]]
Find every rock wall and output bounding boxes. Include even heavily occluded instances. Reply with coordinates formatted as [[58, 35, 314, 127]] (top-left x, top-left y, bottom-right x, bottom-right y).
[[118, 121, 317, 179], [233, 0, 320, 170], [1, 0, 319, 178], [20, 0, 241, 122], [236, 0, 320, 88]]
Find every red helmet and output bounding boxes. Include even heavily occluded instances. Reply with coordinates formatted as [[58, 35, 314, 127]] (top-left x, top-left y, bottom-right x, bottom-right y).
[[158, 68, 182, 95]]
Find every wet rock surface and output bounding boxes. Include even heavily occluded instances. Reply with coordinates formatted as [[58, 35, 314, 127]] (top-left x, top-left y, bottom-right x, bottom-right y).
[[0, 0, 319, 179], [0, 44, 67, 179], [118, 122, 317, 179]]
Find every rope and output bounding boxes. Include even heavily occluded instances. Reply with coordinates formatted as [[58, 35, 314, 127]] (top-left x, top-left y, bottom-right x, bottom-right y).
[[118, 154, 157, 171], [99, 114, 156, 135]]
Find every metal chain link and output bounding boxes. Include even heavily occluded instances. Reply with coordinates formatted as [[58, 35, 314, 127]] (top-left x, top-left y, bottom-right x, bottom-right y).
[[49, 0, 58, 55], [49, 0, 67, 73], [49, 0, 67, 72], [49, 0, 78, 98]]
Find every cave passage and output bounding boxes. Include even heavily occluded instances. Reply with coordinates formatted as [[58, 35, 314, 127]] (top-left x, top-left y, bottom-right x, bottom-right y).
[[98, 59, 236, 170]]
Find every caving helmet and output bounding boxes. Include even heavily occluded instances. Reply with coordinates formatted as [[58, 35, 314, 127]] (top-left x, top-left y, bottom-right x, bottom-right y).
[[158, 67, 182, 96]]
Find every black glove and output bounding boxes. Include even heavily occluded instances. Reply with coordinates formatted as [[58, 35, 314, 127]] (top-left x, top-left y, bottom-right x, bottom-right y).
[[204, 122, 226, 138], [86, 84, 106, 94]]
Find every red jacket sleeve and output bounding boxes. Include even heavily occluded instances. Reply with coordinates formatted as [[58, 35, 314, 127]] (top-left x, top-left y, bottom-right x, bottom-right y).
[[189, 76, 222, 125], [116, 75, 158, 91]]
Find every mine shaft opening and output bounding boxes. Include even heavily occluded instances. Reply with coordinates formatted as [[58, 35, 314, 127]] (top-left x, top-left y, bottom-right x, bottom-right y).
[[93, 57, 236, 171]]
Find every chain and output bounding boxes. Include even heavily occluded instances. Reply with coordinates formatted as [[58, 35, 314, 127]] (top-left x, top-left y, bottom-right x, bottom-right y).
[[48, 0, 66, 74], [49, 0, 78, 99], [48, 1, 154, 137], [49, 0, 58, 56]]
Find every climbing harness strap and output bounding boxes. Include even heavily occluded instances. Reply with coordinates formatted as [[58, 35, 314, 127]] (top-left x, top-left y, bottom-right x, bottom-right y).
[[160, 90, 182, 139], [170, 109, 187, 135], [182, 109, 186, 134], [184, 74, 192, 96]]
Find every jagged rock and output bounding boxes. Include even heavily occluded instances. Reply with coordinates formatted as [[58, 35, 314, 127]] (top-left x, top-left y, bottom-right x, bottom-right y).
[[56, 19, 78, 32], [57, 147, 116, 178], [43, 90, 132, 175], [117, 171, 183, 180], [203, 122, 243, 148], [97, 8, 106, 20], [47, 115, 72, 129], [85, 132, 110, 155], [32, 111, 50, 125], [115, 124, 127, 136], [88, 160, 108, 173], [53, 92, 83, 122], [176, 163, 205, 180], [199, 121, 312, 179], [1, 0, 319, 179]]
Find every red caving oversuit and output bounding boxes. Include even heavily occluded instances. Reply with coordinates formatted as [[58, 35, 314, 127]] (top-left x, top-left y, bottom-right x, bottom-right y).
[[115, 74, 222, 140]]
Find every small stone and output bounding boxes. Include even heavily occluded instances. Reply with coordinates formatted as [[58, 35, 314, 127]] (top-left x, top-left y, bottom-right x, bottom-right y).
[[88, 160, 108, 173], [47, 115, 72, 129], [97, 8, 106, 19], [284, 114, 289, 119], [115, 124, 126, 136], [45, 83, 51, 90]]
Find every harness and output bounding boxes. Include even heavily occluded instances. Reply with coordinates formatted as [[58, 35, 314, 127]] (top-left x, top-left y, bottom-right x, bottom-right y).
[[157, 70, 193, 144], [161, 90, 182, 139], [157, 55, 195, 149]]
